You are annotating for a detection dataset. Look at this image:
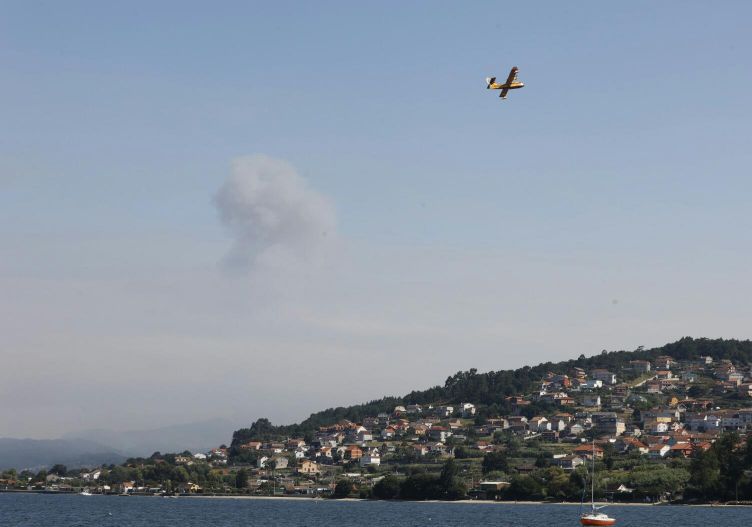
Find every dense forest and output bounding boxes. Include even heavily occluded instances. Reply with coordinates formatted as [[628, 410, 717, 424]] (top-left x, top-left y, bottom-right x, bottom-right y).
[[232, 337, 752, 445]]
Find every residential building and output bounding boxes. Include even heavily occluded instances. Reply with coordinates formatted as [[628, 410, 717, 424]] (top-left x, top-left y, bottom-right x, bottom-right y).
[[573, 444, 604, 460], [685, 413, 722, 432], [435, 405, 454, 417], [343, 445, 363, 460], [593, 412, 625, 436], [298, 460, 321, 475], [460, 403, 476, 417], [257, 456, 289, 469], [629, 360, 652, 373], [359, 449, 381, 467], [591, 369, 617, 385], [552, 455, 584, 470], [580, 380, 604, 390], [580, 394, 601, 408], [428, 426, 452, 442], [528, 416, 550, 432], [648, 444, 671, 459]]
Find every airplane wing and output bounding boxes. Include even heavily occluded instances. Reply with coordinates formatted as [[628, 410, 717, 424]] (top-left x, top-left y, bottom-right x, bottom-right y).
[[499, 88, 509, 99], [504, 66, 518, 85]]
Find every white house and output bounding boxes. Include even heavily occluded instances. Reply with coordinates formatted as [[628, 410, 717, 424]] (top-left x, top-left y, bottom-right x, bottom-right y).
[[721, 415, 745, 431], [460, 403, 476, 417], [737, 409, 752, 426], [648, 444, 671, 459], [551, 419, 568, 432], [528, 416, 550, 432], [629, 360, 652, 373], [82, 470, 101, 481], [436, 405, 454, 417], [359, 449, 381, 467], [686, 413, 721, 432], [645, 421, 669, 434], [580, 379, 604, 390], [257, 456, 289, 469], [428, 426, 452, 442], [568, 423, 585, 436], [357, 430, 373, 442], [580, 395, 601, 407], [381, 427, 396, 440], [590, 370, 617, 385], [552, 455, 584, 471]]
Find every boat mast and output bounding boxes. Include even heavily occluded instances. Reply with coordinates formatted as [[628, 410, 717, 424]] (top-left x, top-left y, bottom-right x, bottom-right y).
[[591, 438, 595, 511]]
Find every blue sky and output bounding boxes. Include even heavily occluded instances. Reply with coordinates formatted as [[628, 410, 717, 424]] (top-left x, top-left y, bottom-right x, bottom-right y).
[[2, 2, 751, 438]]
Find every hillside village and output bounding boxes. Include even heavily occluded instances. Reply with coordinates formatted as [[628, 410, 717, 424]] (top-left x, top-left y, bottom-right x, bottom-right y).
[[4, 342, 752, 503]]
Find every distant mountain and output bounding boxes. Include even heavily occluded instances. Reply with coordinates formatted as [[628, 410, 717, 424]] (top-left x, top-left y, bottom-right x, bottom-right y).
[[63, 418, 235, 458], [1, 419, 237, 471], [0, 437, 125, 471]]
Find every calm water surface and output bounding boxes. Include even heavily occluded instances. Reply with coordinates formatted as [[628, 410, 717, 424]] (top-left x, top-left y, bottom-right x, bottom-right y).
[[1, 493, 749, 527]]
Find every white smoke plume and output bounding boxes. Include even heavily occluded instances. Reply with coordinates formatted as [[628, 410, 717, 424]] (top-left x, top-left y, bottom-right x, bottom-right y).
[[214, 154, 337, 269]]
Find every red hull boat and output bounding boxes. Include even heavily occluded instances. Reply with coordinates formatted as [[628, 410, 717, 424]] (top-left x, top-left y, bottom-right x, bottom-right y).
[[580, 512, 616, 526], [580, 440, 616, 526]]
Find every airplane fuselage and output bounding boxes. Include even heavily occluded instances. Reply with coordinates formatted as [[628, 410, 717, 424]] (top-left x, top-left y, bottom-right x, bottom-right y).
[[489, 81, 524, 90]]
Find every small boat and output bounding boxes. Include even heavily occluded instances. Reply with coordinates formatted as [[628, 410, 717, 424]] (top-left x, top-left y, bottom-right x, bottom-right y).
[[580, 440, 615, 526], [580, 511, 616, 526], [79, 490, 93, 496]]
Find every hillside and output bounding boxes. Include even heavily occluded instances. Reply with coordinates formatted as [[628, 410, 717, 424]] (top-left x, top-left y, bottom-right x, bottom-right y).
[[8, 335, 752, 503], [232, 337, 752, 444]]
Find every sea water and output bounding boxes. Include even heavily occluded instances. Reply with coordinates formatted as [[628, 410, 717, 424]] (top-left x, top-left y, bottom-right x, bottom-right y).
[[1, 493, 748, 527]]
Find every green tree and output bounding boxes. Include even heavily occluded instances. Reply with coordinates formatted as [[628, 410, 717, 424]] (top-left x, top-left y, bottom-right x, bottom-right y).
[[229, 448, 258, 464], [174, 466, 190, 483], [715, 432, 744, 500], [688, 385, 710, 398], [373, 475, 401, 499], [629, 465, 690, 500], [687, 432, 746, 501], [235, 468, 249, 489], [399, 473, 442, 500], [482, 451, 509, 474], [453, 446, 473, 459], [333, 480, 352, 499], [439, 458, 466, 500], [543, 467, 578, 500], [49, 464, 67, 477], [505, 475, 543, 500], [107, 466, 130, 484]]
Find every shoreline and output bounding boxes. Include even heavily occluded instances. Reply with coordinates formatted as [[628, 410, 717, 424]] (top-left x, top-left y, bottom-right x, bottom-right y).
[[181, 494, 752, 507], [4, 490, 751, 507]]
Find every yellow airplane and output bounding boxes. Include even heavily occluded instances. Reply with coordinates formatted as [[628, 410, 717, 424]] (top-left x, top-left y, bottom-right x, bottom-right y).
[[486, 66, 524, 99]]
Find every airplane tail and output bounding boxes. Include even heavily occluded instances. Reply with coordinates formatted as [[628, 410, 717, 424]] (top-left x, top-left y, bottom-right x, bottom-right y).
[[486, 77, 495, 89]]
